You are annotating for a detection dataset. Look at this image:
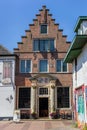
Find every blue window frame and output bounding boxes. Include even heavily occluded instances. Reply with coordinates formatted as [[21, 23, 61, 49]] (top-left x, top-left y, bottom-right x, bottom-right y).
[[20, 60, 31, 73], [56, 60, 67, 72], [33, 40, 39, 51], [33, 39, 55, 52], [39, 60, 48, 72]]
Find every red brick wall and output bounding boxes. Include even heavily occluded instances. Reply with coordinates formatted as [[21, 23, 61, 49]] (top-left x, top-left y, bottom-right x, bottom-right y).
[[14, 6, 72, 109]]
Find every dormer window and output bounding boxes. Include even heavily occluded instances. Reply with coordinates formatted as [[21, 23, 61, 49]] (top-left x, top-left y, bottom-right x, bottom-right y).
[[40, 24, 47, 34], [78, 21, 87, 35]]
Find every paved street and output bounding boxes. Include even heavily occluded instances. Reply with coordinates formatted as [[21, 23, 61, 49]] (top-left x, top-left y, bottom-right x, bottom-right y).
[[0, 120, 80, 130]]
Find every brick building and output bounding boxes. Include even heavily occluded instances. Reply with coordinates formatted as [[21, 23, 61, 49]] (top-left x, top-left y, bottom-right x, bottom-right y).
[[14, 5, 72, 119]]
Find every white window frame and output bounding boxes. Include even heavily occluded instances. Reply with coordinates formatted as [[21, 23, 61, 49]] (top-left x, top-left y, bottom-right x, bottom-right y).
[[39, 87, 49, 96], [33, 38, 55, 52], [39, 59, 49, 73], [20, 59, 32, 73], [56, 59, 68, 73]]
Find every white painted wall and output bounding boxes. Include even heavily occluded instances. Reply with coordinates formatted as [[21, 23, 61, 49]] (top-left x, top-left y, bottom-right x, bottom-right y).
[[0, 57, 15, 119], [73, 43, 87, 88], [0, 87, 15, 117]]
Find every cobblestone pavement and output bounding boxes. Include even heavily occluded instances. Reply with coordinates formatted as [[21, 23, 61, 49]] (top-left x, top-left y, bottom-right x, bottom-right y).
[[0, 120, 80, 130]]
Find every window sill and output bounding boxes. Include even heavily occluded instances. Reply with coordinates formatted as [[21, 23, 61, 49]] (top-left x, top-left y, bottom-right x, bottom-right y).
[[20, 72, 32, 74], [18, 108, 30, 110], [38, 72, 50, 73], [57, 108, 71, 110], [56, 72, 69, 73]]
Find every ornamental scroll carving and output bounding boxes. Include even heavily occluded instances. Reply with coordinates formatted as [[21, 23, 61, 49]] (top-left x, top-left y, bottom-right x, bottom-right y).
[[31, 80, 37, 89], [50, 80, 56, 89]]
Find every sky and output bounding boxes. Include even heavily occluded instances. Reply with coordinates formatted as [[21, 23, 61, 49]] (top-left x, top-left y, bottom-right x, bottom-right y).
[[0, 0, 87, 52]]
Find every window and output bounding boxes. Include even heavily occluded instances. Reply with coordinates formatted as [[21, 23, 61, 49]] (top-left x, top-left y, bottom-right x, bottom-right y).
[[3, 61, 12, 79], [33, 39, 55, 52], [39, 88, 48, 95], [20, 60, 31, 73], [19, 88, 31, 108], [41, 24, 47, 34], [56, 60, 67, 72], [39, 60, 48, 72], [57, 87, 70, 108]]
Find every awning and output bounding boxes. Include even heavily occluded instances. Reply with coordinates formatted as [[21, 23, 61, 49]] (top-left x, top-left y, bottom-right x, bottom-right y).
[[64, 35, 87, 63]]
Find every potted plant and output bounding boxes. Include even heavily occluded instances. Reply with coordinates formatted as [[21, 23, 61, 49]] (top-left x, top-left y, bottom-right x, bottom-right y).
[[49, 111, 56, 119], [82, 125, 87, 130], [30, 112, 37, 119]]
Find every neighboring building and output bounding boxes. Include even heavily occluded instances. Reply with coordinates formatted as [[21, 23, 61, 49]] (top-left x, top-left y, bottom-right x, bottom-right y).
[[14, 5, 72, 119], [0, 45, 16, 120], [64, 16, 87, 127]]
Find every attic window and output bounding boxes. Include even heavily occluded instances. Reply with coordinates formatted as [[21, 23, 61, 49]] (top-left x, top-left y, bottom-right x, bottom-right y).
[[40, 24, 47, 34]]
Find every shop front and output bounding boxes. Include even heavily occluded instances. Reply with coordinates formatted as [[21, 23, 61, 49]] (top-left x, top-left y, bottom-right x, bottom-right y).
[[74, 85, 87, 127]]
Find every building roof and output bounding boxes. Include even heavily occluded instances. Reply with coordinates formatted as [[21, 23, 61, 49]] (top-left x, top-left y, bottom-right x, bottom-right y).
[[74, 16, 87, 32], [64, 35, 87, 63], [0, 44, 12, 55], [0, 44, 17, 57]]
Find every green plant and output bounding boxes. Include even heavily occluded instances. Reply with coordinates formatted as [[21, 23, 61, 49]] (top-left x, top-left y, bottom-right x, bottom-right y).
[[83, 125, 87, 130], [31, 112, 37, 119], [74, 122, 78, 128], [50, 111, 56, 119]]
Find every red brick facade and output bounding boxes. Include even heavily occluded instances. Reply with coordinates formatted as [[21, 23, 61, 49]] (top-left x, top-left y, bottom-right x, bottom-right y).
[[14, 5, 72, 119]]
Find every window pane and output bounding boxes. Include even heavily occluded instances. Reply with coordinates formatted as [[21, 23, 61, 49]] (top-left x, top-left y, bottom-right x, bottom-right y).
[[50, 39, 54, 51], [26, 60, 31, 72], [20, 60, 25, 73], [40, 40, 49, 51], [39, 88, 48, 95], [33, 40, 39, 51], [44, 40, 49, 51], [40, 40, 44, 51], [19, 88, 31, 108], [41, 25, 47, 34], [33, 39, 55, 52], [57, 87, 69, 108], [63, 62, 67, 72], [39, 60, 48, 72], [56, 60, 61, 72]]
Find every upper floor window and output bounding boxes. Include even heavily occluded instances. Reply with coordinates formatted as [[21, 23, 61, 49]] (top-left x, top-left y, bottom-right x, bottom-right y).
[[1, 61, 13, 85], [39, 60, 48, 72], [56, 60, 67, 72], [3, 61, 12, 79], [41, 24, 47, 34], [33, 39, 55, 52], [78, 21, 87, 35], [20, 60, 31, 73]]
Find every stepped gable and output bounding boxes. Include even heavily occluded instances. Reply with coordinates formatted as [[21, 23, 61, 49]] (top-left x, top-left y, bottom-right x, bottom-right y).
[[0, 44, 11, 55], [14, 5, 71, 53]]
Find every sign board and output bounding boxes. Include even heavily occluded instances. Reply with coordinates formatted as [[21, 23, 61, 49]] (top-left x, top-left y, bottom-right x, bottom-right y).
[[13, 110, 20, 122]]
